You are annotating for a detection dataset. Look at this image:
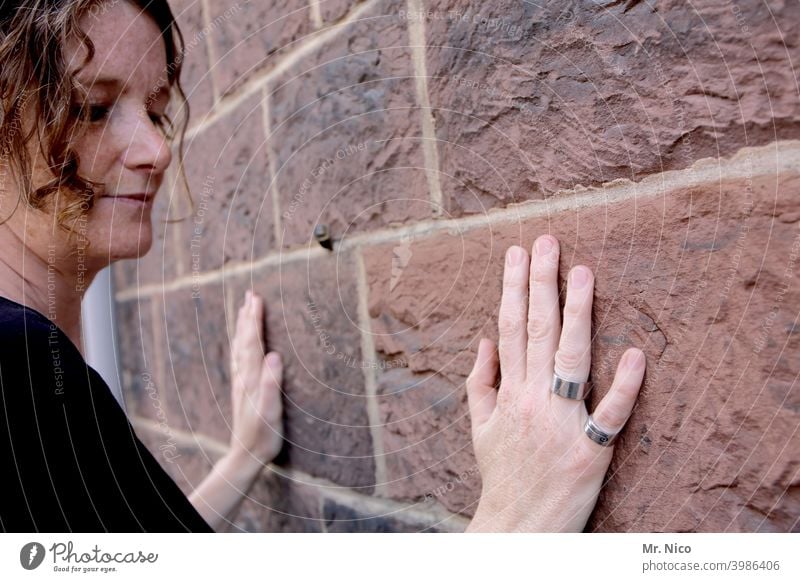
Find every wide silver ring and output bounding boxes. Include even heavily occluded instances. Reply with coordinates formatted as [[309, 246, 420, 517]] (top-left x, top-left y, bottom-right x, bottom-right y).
[[584, 415, 619, 447], [551, 373, 591, 400]]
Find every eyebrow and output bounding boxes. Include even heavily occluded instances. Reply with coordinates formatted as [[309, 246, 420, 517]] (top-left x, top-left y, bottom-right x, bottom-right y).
[[83, 75, 122, 85], [75, 76, 169, 101]]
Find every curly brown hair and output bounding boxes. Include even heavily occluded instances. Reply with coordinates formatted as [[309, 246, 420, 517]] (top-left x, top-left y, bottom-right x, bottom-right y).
[[0, 0, 189, 235]]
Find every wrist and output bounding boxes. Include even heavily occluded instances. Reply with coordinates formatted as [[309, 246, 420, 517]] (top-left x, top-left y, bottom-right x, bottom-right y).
[[469, 491, 591, 533], [221, 446, 265, 482], [468, 492, 553, 533], [468, 504, 522, 533]]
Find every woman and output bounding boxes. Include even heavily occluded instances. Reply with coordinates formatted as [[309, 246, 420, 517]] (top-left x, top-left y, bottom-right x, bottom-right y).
[[0, 0, 282, 532], [0, 0, 645, 532]]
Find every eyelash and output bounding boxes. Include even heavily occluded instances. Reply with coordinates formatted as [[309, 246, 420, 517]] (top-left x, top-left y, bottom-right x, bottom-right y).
[[87, 104, 110, 123], [77, 103, 168, 132]]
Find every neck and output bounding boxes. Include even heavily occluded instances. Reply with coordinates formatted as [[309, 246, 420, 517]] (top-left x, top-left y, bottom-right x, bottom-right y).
[[0, 227, 98, 356]]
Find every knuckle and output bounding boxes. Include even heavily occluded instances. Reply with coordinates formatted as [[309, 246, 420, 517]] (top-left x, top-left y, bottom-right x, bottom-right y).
[[495, 384, 513, 408], [597, 402, 628, 430], [516, 397, 537, 423], [554, 347, 585, 375], [498, 312, 524, 339], [563, 298, 586, 320], [531, 263, 557, 285], [569, 442, 603, 474], [526, 311, 552, 344], [502, 274, 527, 293]]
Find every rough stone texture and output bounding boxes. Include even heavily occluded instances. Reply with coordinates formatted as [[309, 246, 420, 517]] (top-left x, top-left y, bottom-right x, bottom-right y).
[[229, 470, 324, 532], [374, 368, 482, 516], [318, 0, 361, 25], [364, 168, 800, 531], [116, 298, 180, 432], [424, 0, 800, 215], [180, 94, 274, 271], [230, 472, 461, 532], [363, 221, 500, 516], [268, 0, 432, 248], [206, 0, 315, 97], [168, 0, 216, 117], [117, 300, 152, 418], [322, 497, 444, 532], [156, 284, 236, 445], [230, 252, 377, 490]]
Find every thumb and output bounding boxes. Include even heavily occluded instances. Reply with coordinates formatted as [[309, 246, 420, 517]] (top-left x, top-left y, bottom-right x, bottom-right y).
[[466, 338, 499, 432], [261, 351, 283, 388]]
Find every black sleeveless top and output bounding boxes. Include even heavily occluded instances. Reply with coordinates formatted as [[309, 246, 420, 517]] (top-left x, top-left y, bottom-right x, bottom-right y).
[[0, 295, 212, 532]]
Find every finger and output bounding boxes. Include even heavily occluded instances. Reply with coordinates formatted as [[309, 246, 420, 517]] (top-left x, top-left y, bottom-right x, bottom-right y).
[[260, 351, 283, 390], [258, 353, 284, 442], [497, 246, 530, 385], [250, 292, 266, 346], [589, 348, 646, 444], [526, 235, 561, 382], [553, 266, 594, 383], [237, 291, 264, 347], [235, 291, 252, 334], [466, 338, 499, 431], [233, 292, 249, 347], [250, 290, 265, 320]]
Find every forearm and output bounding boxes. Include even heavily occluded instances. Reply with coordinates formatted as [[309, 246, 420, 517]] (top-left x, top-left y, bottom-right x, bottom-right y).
[[188, 449, 264, 531]]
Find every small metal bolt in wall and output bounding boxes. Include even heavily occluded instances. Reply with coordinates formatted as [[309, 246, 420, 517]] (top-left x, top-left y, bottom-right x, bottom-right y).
[[313, 224, 334, 251]]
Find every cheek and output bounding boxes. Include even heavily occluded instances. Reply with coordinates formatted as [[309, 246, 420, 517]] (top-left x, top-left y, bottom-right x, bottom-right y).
[[73, 129, 118, 184]]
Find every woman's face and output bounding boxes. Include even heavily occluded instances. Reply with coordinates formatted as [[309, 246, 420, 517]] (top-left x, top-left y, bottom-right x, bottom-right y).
[[14, 0, 173, 272]]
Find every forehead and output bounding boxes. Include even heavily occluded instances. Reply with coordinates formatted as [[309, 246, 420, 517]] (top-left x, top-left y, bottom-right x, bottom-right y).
[[67, 0, 168, 91]]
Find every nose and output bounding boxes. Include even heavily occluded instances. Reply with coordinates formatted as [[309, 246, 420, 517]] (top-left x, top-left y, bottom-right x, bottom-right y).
[[122, 111, 173, 175]]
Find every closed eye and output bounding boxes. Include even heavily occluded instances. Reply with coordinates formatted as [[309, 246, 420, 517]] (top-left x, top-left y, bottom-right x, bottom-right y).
[[87, 104, 110, 123], [71, 102, 110, 124]]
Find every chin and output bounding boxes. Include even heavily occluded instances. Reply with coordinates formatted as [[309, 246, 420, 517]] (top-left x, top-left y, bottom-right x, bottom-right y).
[[107, 228, 154, 262]]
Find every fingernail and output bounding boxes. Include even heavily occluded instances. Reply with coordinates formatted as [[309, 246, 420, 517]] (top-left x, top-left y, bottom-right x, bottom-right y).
[[506, 246, 524, 266], [570, 266, 589, 289], [535, 236, 553, 256], [267, 352, 281, 366], [625, 349, 645, 370]]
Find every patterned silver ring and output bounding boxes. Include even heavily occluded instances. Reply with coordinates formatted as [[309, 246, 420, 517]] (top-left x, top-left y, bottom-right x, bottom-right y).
[[584, 415, 619, 447], [551, 373, 591, 400]]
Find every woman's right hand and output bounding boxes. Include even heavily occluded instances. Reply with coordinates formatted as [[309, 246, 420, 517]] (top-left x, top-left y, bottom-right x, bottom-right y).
[[466, 235, 646, 532]]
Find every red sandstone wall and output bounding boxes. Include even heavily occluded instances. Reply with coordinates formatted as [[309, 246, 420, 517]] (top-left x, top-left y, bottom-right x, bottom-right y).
[[113, 0, 800, 532]]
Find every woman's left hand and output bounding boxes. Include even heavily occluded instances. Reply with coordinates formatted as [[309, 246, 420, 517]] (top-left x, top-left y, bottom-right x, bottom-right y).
[[229, 290, 284, 466], [190, 290, 285, 529]]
